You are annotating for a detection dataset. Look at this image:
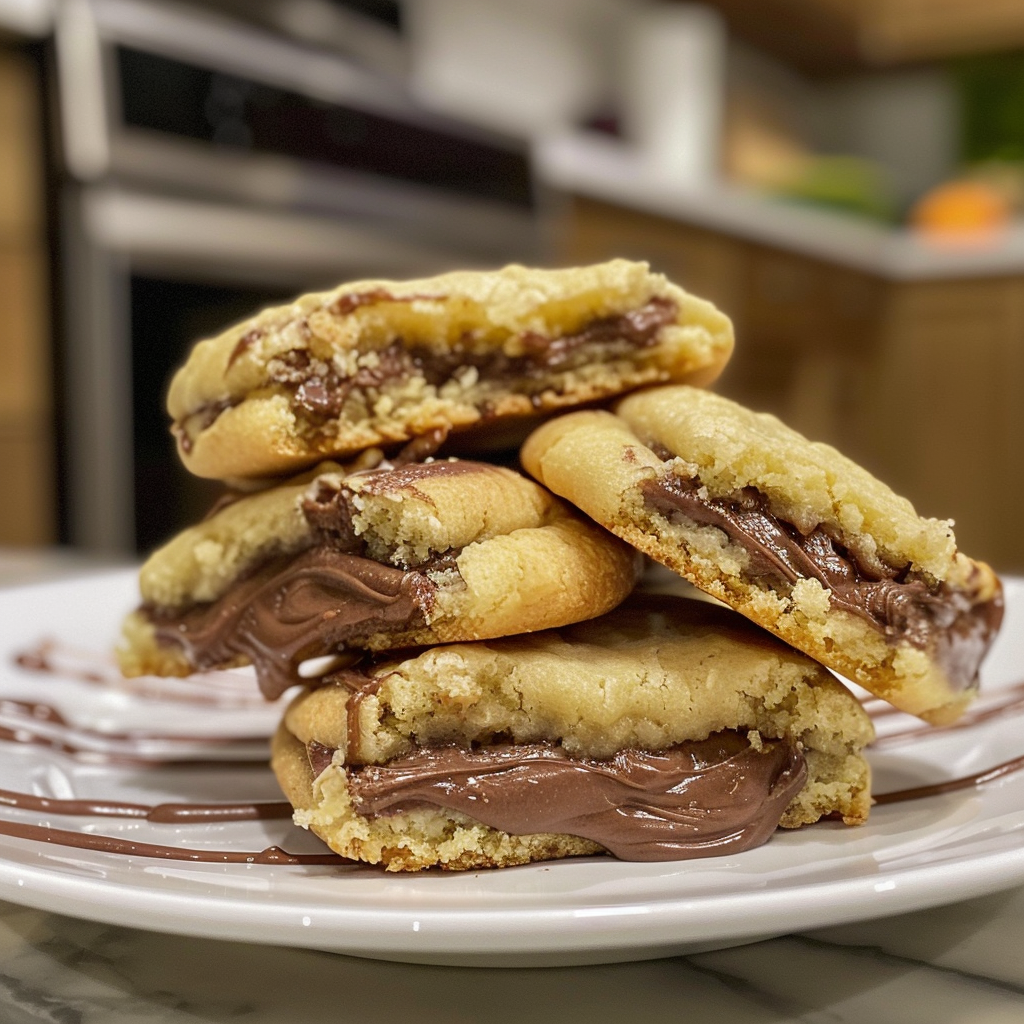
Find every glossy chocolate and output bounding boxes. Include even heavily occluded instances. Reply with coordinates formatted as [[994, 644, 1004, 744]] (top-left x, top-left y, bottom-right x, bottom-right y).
[[149, 547, 435, 700], [0, 819, 344, 865], [0, 786, 290, 823], [146, 460, 487, 699], [640, 473, 1003, 692], [341, 732, 807, 862], [875, 754, 1024, 804]]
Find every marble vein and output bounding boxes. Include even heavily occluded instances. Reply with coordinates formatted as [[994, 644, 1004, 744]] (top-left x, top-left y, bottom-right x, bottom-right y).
[[690, 934, 1024, 1024], [4, 885, 1024, 1022]]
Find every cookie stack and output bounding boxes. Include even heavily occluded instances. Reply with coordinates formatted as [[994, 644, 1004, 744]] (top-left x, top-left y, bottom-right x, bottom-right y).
[[119, 260, 1001, 871]]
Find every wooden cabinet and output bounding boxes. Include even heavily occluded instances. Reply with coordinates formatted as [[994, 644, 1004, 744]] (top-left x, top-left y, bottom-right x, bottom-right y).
[[864, 278, 1024, 566], [0, 48, 54, 545], [701, 0, 1024, 70], [557, 195, 1024, 571], [559, 197, 751, 333]]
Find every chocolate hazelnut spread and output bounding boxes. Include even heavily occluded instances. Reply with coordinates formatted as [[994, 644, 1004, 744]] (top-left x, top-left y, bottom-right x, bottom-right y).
[[147, 460, 479, 699], [330, 732, 807, 862], [640, 473, 1003, 692], [313, 668, 387, 763], [328, 288, 437, 317], [178, 297, 679, 437], [391, 427, 450, 465], [174, 398, 233, 453], [343, 457, 488, 497], [149, 547, 435, 700]]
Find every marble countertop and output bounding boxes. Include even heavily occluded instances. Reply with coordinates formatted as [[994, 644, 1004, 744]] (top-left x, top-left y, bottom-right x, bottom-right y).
[[2, 551, 1023, 1022], [537, 132, 1024, 281], [4, 890, 1024, 1023]]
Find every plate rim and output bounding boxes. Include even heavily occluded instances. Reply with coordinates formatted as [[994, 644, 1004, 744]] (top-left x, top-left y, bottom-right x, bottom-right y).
[[0, 840, 1023, 958]]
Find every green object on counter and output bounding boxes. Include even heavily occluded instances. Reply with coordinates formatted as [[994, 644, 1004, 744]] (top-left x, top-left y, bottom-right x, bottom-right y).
[[773, 155, 895, 222], [954, 52, 1024, 164]]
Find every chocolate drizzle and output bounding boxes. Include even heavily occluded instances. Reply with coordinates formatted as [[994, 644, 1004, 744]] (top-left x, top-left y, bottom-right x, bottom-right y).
[[872, 678, 1024, 747], [0, 696, 268, 766], [874, 755, 1024, 805], [0, 787, 290, 823], [0, 819, 345, 865], [16, 647, 101, 683], [640, 473, 1003, 693], [1, 647, 350, 864], [15, 639, 267, 707]]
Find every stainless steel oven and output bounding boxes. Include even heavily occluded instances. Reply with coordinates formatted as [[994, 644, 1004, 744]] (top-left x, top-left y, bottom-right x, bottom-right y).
[[53, 0, 540, 554]]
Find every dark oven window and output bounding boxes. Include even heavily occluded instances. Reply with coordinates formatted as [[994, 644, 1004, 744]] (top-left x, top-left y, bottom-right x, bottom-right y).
[[115, 47, 534, 209], [131, 276, 296, 555]]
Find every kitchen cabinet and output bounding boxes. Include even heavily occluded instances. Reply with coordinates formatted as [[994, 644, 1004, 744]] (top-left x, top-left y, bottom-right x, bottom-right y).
[[0, 47, 54, 545], [701, 0, 1024, 71]]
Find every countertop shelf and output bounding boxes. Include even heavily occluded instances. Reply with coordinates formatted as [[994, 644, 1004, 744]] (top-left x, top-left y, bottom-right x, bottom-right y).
[[537, 131, 1024, 281]]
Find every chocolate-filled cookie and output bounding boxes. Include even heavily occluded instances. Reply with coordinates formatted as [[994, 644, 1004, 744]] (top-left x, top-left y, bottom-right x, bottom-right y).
[[521, 387, 1003, 725], [118, 457, 642, 698], [167, 260, 733, 480], [271, 594, 873, 871]]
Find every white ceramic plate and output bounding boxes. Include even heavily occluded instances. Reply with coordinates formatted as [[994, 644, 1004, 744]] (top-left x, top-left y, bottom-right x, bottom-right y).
[[0, 570, 1021, 968]]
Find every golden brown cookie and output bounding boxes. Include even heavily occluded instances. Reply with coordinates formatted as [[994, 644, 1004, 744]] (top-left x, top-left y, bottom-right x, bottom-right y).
[[272, 594, 873, 871], [521, 387, 1004, 725], [168, 260, 734, 479], [118, 457, 641, 697]]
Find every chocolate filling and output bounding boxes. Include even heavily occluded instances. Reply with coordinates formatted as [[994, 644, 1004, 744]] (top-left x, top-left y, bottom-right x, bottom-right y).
[[178, 297, 679, 440], [273, 297, 678, 426], [147, 461, 476, 699], [312, 731, 806, 862], [174, 398, 233, 454], [226, 327, 265, 369], [640, 472, 1003, 692], [148, 547, 434, 701]]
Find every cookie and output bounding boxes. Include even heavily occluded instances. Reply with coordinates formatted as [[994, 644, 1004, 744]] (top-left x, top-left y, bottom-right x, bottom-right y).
[[272, 594, 873, 871], [521, 387, 1004, 725], [118, 456, 642, 698], [167, 260, 734, 480]]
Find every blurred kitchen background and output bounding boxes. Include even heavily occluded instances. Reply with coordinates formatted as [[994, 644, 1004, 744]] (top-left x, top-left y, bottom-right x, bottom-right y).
[[1, 0, 1022, 570]]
